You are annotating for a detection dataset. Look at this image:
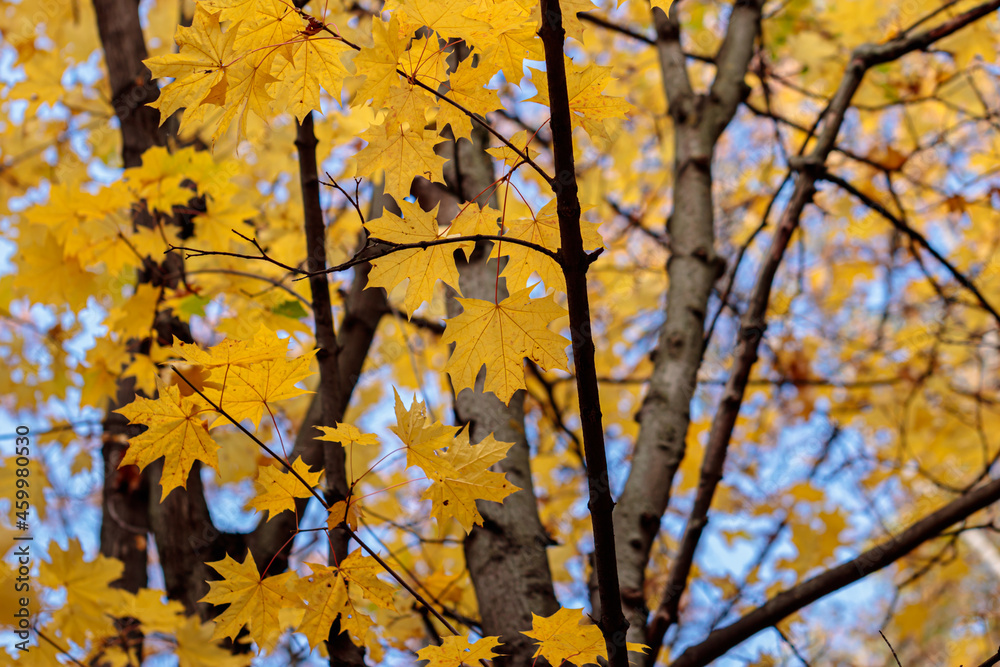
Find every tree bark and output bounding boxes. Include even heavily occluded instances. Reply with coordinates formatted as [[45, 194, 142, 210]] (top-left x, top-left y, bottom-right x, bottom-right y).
[[421, 121, 561, 666], [610, 0, 762, 651]]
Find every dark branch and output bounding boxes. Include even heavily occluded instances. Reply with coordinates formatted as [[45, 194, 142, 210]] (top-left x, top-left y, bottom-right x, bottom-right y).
[[668, 474, 1000, 667]]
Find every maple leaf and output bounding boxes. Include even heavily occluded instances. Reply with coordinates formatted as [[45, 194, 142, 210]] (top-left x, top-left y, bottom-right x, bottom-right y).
[[364, 200, 472, 316], [292, 553, 396, 648], [203, 0, 301, 57], [38, 539, 127, 644], [174, 615, 252, 667], [421, 432, 520, 531], [109, 283, 163, 341], [464, 0, 544, 84], [442, 287, 570, 403], [201, 552, 301, 652], [522, 607, 648, 666], [448, 202, 504, 250], [116, 589, 186, 634], [115, 377, 219, 501], [171, 325, 290, 368], [528, 59, 633, 142], [528, 0, 596, 43], [22, 179, 128, 250], [650, 0, 676, 15], [246, 456, 322, 520], [384, 389, 519, 528], [202, 349, 317, 429], [213, 59, 280, 144], [485, 129, 541, 171], [188, 191, 260, 251], [390, 388, 459, 468], [144, 7, 237, 134], [328, 497, 364, 531], [12, 228, 102, 309], [122, 146, 200, 215], [351, 15, 410, 110], [271, 35, 353, 121], [291, 561, 350, 649], [384, 0, 488, 41], [416, 635, 504, 666], [315, 422, 380, 448], [436, 58, 502, 140], [383, 83, 436, 137], [354, 122, 448, 202], [494, 199, 603, 291]]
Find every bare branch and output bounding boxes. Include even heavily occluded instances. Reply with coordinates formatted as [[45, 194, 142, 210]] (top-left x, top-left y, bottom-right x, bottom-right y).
[[667, 474, 1000, 667], [818, 169, 1000, 327]]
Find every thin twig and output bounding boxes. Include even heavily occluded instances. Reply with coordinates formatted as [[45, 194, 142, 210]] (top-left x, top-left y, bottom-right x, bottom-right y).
[[879, 630, 903, 667], [819, 169, 1000, 328]]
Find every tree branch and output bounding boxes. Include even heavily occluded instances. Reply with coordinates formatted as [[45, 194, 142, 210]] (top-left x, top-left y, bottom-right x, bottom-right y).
[[539, 0, 629, 663], [668, 474, 1000, 667], [818, 169, 1000, 327], [295, 113, 367, 665]]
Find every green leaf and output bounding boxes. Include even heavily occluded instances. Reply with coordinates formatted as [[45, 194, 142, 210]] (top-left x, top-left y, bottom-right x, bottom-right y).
[[179, 294, 212, 317], [271, 299, 308, 320]]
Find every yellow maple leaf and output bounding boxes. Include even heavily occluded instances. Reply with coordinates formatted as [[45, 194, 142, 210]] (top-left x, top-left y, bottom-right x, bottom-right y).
[[315, 422, 380, 448], [528, 0, 596, 43], [364, 200, 472, 316], [442, 287, 569, 403], [389, 388, 458, 468], [174, 615, 251, 667], [203, 350, 316, 428], [328, 497, 364, 531], [495, 199, 603, 291], [116, 589, 186, 634], [292, 553, 396, 648], [436, 58, 502, 141], [188, 192, 259, 251], [109, 283, 162, 341], [351, 15, 410, 110], [384, 0, 488, 41], [115, 377, 219, 501], [171, 325, 289, 368], [447, 202, 503, 249], [271, 34, 353, 121], [213, 58, 280, 145], [416, 635, 504, 666], [528, 59, 632, 142], [464, 0, 543, 84], [522, 607, 647, 666], [485, 129, 541, 171], [200, 0, 302, 68], [22, 180, 127, 250], [38, 539, 127, 645], [12, 228, 104, 309], [291, 561, 350, 649], [123, 352, 161, 397], [420, 432, 520, 531], [246, 456, 322, 521], [383, 83, 435, 137], [649, 0, 676, 15], [201, 552, 301, 652], [144, 7, 237, 134], [354, 122, 448, 202]]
